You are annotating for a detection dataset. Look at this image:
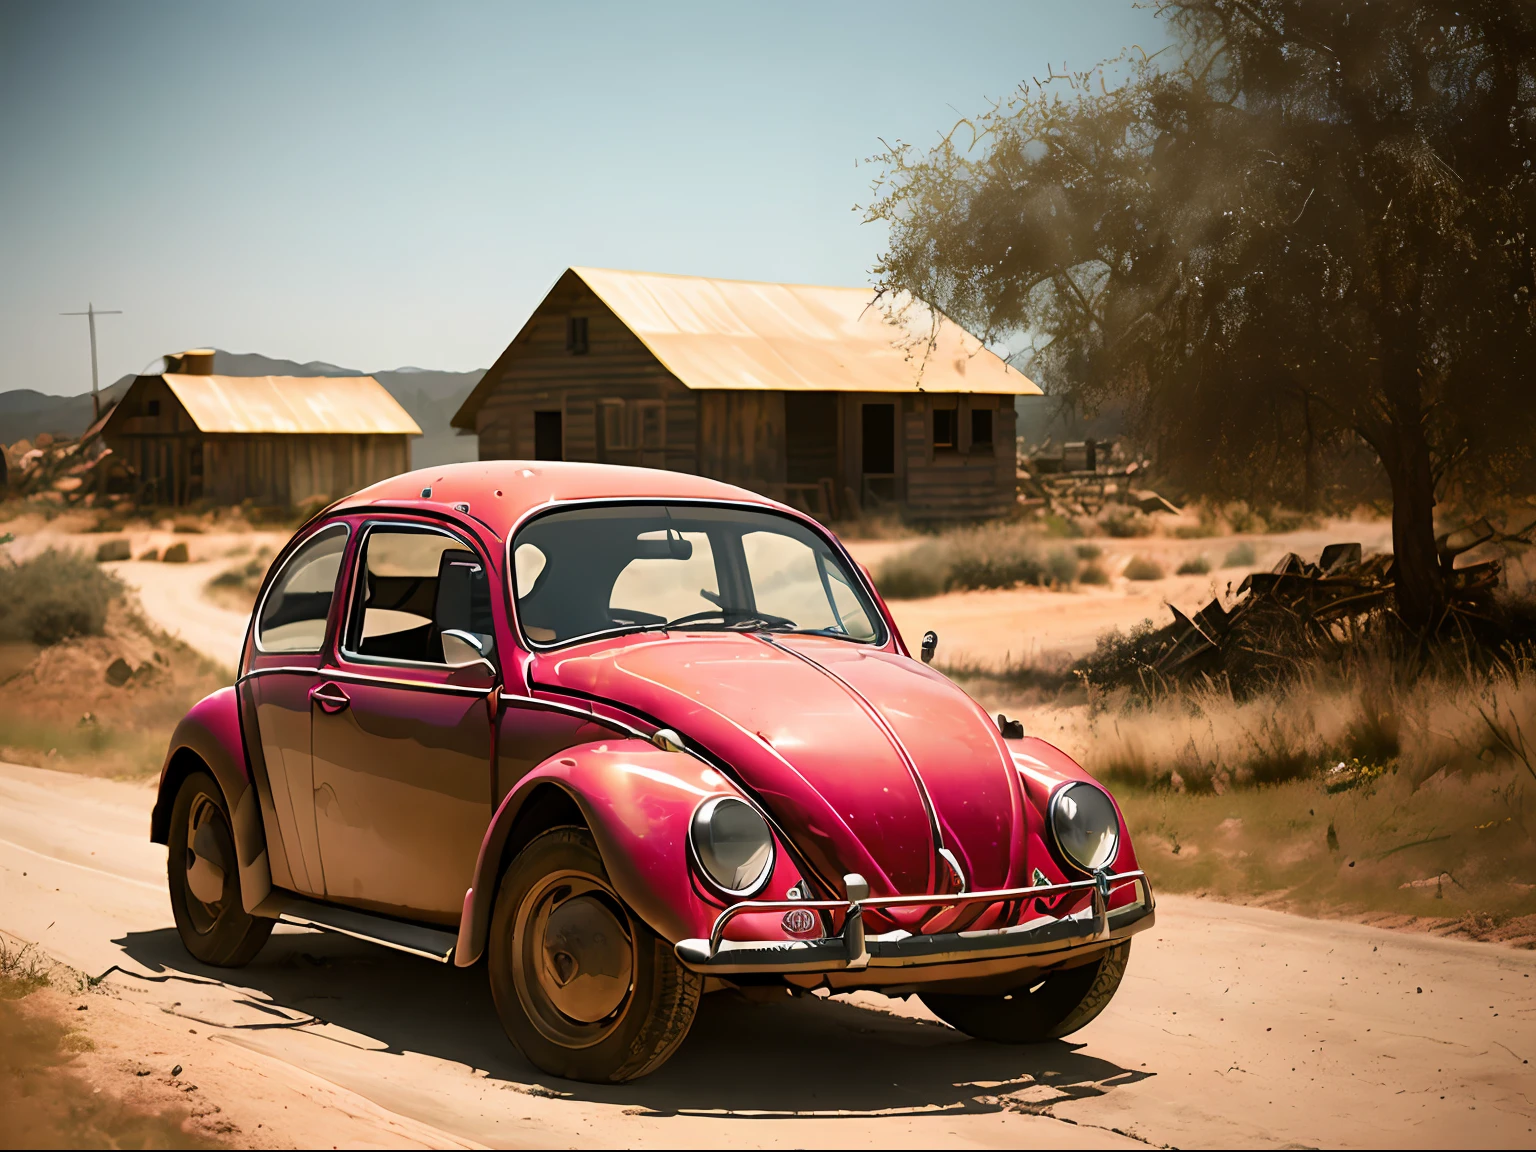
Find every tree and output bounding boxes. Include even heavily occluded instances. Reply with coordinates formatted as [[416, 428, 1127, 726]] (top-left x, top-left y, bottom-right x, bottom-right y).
[[867, 0, 1536, 629]]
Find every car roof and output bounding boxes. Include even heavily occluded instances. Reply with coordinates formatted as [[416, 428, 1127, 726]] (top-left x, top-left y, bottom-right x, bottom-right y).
[[331, 460, 781, 537]]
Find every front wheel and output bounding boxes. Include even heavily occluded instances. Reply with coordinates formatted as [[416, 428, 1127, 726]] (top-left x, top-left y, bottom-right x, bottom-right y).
[[920, 941, 1130, 1043], [487, 826, 702, 1082], [167, 770, 274, 967]]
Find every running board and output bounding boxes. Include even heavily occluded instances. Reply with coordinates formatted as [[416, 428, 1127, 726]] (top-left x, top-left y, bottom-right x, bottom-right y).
[[255, 894, 457, 963]]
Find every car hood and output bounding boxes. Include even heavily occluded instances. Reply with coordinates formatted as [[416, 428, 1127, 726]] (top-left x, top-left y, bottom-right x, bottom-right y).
[[531, 633, 1028, 901]]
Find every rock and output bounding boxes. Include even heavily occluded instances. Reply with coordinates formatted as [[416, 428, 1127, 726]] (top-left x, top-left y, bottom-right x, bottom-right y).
[[137, 548, 159, 561], [95, 539, 131, 562], [162, 542, 190, 563], [105, 658, 133, 687]]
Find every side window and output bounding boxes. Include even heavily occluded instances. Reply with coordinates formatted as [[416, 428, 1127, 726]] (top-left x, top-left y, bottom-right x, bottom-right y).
[[256, 524, 348, 653], [346, 527, 495, 665]]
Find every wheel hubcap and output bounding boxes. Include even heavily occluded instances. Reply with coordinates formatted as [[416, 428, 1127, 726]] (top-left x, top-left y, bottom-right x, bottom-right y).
[[514, 872, 636, 1048], [183, 794, 231, 931]]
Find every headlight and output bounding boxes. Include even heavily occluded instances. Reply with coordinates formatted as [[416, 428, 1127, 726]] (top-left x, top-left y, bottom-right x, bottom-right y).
[[1049, 782, 1120, 873], [690, 796, 774, 895]]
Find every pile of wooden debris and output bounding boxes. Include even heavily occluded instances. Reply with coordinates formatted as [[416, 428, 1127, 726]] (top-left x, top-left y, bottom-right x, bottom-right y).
[[1, 427, 133, 505], [1118, 521, 1512, 688]]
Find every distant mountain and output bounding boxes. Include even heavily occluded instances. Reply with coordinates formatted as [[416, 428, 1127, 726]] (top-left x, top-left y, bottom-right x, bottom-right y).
[[0, 350, 483, 469]]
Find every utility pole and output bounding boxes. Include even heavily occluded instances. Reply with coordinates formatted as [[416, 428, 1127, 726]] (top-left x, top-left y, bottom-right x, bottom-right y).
[[61, 303, 123, 419]]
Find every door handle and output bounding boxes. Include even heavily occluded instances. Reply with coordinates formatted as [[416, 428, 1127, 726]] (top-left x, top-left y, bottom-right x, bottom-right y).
[[310, 683, 351, 714]]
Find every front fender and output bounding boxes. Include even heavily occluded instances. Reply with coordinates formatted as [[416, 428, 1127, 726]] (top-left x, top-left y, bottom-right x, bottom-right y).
[[455, 739, 808, 966], [1010, 736, 1142, 880], [150, 686, 272, 915]]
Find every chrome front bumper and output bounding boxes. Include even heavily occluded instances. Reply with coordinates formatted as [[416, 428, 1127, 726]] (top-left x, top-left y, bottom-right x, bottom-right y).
[[675, 869, 1153, 979]]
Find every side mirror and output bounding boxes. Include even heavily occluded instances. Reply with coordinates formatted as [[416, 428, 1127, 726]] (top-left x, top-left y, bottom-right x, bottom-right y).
[[920, 630, 938, 664], [442, 629, 498, 686]]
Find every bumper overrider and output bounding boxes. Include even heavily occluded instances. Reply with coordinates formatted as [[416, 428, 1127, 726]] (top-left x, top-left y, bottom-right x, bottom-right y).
[[675, 869, 1155, 984]]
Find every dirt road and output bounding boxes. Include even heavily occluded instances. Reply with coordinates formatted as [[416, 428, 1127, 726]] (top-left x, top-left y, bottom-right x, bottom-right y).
[[3, 759, 1531, 1149]]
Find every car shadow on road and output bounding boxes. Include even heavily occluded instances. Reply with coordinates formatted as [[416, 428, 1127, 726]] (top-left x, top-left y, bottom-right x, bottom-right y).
[[115, 925, 1151, 1119]]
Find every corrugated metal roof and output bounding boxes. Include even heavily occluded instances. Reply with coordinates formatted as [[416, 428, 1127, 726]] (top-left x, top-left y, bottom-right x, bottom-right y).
[[162, 375, 421, 435], [571, 267, 1039, 395]]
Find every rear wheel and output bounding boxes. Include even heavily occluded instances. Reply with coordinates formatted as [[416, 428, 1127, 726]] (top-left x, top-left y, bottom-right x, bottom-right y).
[[487, 826, 701, 1082], [920, 941, 1130, 1043], [167, 770, 274, 967]]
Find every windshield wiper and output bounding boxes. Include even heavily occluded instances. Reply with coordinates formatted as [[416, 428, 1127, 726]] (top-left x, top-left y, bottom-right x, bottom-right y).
[[661, 608, 797, 632]]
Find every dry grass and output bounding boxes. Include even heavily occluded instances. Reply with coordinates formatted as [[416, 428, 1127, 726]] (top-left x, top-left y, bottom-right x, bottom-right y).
[[0, 599, 227, 779], [0, 938, 212, 1149], [956, 647, 1536, 928], [1117, 767, 1535, 929]]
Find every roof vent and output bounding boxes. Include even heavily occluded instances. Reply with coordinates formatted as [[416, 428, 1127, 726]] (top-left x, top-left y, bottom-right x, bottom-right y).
[[165, 349, 215, 375]]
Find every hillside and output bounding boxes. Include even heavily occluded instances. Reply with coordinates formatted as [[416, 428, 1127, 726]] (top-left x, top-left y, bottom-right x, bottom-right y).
[[0, 351, 483, 468]]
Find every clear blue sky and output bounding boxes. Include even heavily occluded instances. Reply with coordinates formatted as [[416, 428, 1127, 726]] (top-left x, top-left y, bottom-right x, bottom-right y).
[[1, 1, 1168, 395]]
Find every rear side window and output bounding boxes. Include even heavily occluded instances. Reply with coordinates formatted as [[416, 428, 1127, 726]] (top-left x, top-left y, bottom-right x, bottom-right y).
[[256, 524, 348, 653], [345, 526, 495, 665]]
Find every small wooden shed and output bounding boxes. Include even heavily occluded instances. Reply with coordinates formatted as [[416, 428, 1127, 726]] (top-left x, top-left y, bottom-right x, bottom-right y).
[[101, 350, 420, 506], [451, 268, 1041, 521]]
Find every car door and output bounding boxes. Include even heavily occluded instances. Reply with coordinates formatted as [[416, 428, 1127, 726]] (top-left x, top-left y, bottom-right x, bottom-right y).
[[240, 521, 351, 899], [309, 520, 498, 925]]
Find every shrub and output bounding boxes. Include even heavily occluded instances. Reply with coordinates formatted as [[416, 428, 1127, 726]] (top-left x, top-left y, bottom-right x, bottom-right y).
[[1100, 506, 1154, 538], [875, 525, 1051, 599], [946, 526, 1048, 590], [1078, 561, 1111, 585], [0, 549, 122, 646], [874, 542, 949, 599], [1176, 554, 1211, 576], [1046, 548, 1079, 586], [1223, 541, 1258, 568], [1123, 555, 1165, 581], [1075, 543, 1103, 560]]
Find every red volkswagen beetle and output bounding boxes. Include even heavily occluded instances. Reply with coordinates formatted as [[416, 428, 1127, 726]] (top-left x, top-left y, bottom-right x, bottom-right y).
[[151, 461, 1154, 1082]]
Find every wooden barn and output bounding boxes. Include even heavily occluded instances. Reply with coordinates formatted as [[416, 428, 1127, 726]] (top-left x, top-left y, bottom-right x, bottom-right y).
[[451, 268, 1040, 520], [100, 350, 420, 506]]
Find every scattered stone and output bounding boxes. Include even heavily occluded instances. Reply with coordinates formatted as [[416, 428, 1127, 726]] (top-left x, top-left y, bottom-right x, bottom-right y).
[[94, 538, 131, 562], [161, 542, 190, 563], [170, 1064, 182, 1077], [137, 548, 159, 561], [105, 658, 133, 687]]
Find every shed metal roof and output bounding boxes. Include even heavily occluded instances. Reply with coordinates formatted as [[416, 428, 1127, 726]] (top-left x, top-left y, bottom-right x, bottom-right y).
[[161, 374, 421, 435], [569, 268, 1038, 396]]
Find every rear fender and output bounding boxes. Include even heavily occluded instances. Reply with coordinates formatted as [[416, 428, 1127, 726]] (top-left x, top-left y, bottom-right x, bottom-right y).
[[149, 686, 272, 914], [455, 739, 808, 966]]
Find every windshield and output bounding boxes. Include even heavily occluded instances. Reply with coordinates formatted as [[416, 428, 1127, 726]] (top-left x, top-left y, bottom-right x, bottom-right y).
[[511, 503, 883, 647]]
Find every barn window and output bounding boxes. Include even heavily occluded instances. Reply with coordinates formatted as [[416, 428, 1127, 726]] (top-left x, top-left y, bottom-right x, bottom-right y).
[[566, 316, 589, 354], [933, 407, 958, 451], [600, 401, 633, 450], [971, 407, 993, 448], [146, 399, 161, 417]]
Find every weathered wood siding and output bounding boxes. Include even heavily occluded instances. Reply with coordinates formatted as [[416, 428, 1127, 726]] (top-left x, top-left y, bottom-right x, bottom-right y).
[[698, 390, 786, 497], [202, 434, 410, 506], [472, 271, 699, 472], [901, 394, 1017, 520]]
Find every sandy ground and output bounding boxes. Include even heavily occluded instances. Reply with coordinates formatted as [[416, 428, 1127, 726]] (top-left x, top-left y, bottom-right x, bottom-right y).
[[845, 518, 1397, 665], [1, 759, 1532, 1149]]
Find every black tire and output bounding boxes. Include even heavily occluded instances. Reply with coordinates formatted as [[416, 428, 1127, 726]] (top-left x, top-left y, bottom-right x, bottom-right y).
[[487, 826, 702, 1083], [920, 941, 1131, 1043], [167, 770, 274, 967]]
